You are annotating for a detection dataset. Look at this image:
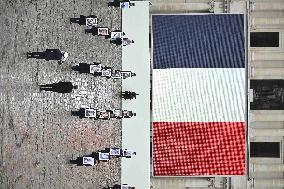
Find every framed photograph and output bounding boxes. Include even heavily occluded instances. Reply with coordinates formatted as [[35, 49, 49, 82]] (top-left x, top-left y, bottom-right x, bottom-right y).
[[111, 32, 122, 40], [86, 18, 97, 27], [97, 27, 109, 36], [85, 108, 97, 118], [123, 149, 133, 157], [111, 71, 121, 79], [120, 2, 130, 9], [102, 69, 112, 77], [120, 71, 132, 79], [113, 109, 123, 117], [83, 157, 95, 166], [110, 148, 121, 156], [123, 110, 134, 117], [90, 64, 102, 73], [99, 152, 110, 161], [121, 185, 130, 189], [98, 111, 110, 119]]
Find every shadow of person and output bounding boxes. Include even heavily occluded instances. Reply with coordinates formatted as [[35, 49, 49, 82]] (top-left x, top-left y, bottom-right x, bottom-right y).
[[69, 157, 84, 166], [87, 152, 100, 160], [70, 17, 85, 25], [84, 28, 94, 34], [71, 108, 85, 119], [27, 51, 45, 59], [27, 49, 64, 61], [69, 156, 95, 166]]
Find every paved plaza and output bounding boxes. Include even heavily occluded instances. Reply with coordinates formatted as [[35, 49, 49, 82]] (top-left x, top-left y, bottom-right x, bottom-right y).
[[0, 0, 122, 188]]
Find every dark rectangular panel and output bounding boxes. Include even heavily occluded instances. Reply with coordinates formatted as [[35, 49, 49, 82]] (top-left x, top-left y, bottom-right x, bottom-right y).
[[250, 142, 280, 158], [250, 79, 284, 110], [250, 32, 279, 47]]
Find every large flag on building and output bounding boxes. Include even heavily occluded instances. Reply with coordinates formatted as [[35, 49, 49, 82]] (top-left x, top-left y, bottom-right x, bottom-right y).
[[152, 14, 246, 176]]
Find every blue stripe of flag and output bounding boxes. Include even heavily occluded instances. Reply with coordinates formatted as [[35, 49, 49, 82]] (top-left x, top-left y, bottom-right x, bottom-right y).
[[152, 15, 245, 69]]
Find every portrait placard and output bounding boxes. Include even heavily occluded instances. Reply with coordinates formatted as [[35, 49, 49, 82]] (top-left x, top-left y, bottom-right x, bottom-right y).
[[110, 148, 121, 156], [98, 27, 109, 36], [86, 18, 97, 27], [99, 152, 110, 161], [83, 157, 95, 165], [123, 149, 133, 157], [102, 69, 112, 77], [121, 185, 130, 189], [85, 108, 97, 117], [120, 71, 132, 79], [111, 71, 121, 79], [113, 109, 123, 117], [99, 111, 110, 119], [90, 64, 102, 73], [120, 2, 130, 9], [111, 32, 122, 40]]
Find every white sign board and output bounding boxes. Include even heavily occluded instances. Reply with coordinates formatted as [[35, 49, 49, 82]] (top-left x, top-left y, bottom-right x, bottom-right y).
[[90, 64, 102, 73], [86, 18, 98, 27], [85, 108, 97, 118], [111, 32, 123, 40], [110, 148, 121, 156], [98, 27, 109, 36], [83, 157, 95, 166], [99, 152, 110, 161], [102, 69, 112, 77], [120, 2, 130, 9]]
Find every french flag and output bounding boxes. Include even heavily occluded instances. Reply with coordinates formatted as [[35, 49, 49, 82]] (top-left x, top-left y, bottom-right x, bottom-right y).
[[152, 15, 246, 176]]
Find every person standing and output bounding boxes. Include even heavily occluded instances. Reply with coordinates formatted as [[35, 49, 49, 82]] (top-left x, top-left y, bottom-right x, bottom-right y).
[[70, 15, 102, 26], [121, 91, 139, 100], [110, 38, 134, 46], [122, 38, 134, 46], [106, 184, 135, 189], [39, 82, 78, 93]]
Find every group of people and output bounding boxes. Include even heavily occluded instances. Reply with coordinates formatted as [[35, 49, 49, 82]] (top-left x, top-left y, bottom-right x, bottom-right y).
[[69, 1, 135, 46], [70, 148, 136, 189], [108, 0, 135, 8], [83, 25, 134, 46], [26, 1, 137, 188], [71, 108, 136, 120], [71, 63, 136, 79], [70, 148, 136, 166], [103, 184, 135, 189]]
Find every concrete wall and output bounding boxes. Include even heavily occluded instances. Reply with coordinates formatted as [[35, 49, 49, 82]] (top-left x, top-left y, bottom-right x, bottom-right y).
[[248, 0, 284, 188]]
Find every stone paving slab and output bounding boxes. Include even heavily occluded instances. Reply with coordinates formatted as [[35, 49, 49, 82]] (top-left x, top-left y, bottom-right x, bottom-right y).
[[0, 0, 122, 188]]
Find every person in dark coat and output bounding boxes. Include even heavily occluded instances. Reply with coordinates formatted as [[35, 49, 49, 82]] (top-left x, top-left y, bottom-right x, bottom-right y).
[[39, 82, 77, 93], [110, 38, 134, 46], [107, 0, 121, 7], [103, 184, 135, 189], [121, 91, 139, 100], [69, 154, 97, 166], [70, 15, 102, 26], [72, 63, 104, 77], [108, 0, 132, 7], [27, 49, 68, 64], [71, 108, 86, 119], [85, 26, 110, 36], [110, 37, 122, 45], [122, 110, 136, 118]]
